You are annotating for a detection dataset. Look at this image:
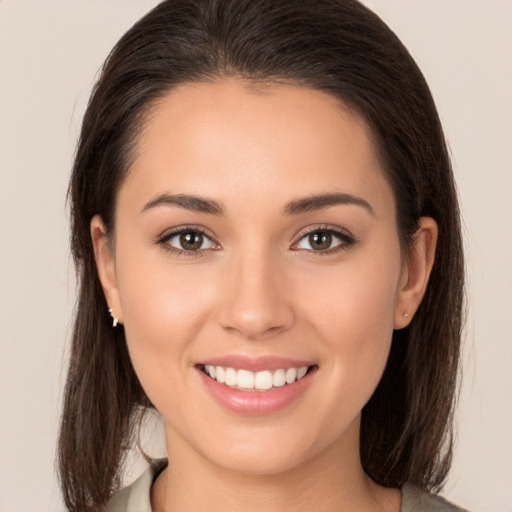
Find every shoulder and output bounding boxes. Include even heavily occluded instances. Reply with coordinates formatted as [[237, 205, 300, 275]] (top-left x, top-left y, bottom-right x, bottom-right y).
[[401, 484, 470, 512], [105, 458, 168, 512]]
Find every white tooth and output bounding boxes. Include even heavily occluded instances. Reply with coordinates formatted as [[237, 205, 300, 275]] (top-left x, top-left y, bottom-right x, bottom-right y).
[[297, 366, 308, 379], [273, 369, 286, 387], [255, 370, 273, 390], [237, 369, 255, 389], [285, 367, 298, 384], [206, 365, 216, 378], [216, 366, 225, 384], [225, 367, 237, 386]]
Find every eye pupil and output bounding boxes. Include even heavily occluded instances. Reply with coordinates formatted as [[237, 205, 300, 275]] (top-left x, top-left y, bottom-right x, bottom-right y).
[[309, 231, 332, 250], [180, 231, 203, 250]]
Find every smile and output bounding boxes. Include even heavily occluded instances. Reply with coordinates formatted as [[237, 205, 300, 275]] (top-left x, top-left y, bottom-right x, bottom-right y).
[[197, 357, 318, 414], [201, 364, 310, 391]]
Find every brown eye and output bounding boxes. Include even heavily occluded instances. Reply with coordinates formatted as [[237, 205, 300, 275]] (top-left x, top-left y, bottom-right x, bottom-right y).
[[293, 227, 354, 253], [161, 228, 217, 253], [308, 231, 332, 251], [179, 231, 204, 251]]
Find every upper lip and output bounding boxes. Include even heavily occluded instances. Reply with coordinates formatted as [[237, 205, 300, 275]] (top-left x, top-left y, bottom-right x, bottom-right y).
[[196, 355, 316, 372]]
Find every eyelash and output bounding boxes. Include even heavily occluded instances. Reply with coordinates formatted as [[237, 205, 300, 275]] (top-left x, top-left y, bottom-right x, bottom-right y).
[[156, 225, 356, 258], [157, 226, 218, 258], [291, 225, 356, 255]]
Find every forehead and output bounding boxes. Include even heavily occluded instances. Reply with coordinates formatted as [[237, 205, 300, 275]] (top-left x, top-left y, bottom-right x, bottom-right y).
[[121, 80, 394, 216]]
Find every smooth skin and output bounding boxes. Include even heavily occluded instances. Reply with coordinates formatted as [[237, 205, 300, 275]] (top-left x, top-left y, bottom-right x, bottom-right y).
[[92, 81, 437, 512]]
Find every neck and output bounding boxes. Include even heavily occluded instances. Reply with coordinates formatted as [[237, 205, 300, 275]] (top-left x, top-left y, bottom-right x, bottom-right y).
[[151, 419, 401, 512]]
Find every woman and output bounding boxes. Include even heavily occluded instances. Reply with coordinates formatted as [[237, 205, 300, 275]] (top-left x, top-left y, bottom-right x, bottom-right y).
[[58, 1, 466, 511]]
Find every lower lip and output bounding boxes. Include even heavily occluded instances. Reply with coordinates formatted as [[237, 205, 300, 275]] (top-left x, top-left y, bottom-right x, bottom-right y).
[[197, 367, 316, 415]]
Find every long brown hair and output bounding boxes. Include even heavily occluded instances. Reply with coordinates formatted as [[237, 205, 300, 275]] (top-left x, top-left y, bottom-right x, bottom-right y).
[[59, 1, 464, 510]]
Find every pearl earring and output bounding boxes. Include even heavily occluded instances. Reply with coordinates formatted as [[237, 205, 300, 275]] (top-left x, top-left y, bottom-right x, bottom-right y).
[[108, 308, 119, 327]]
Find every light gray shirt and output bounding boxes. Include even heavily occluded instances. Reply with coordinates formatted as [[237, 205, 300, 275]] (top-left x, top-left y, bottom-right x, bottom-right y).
[[105, 459, 469, 512]]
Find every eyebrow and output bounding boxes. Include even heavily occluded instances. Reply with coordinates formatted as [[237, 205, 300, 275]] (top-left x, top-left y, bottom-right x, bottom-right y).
[[284, 193, 374, 216], [142, 193, 225, 215], [141, 191, 374, 217]]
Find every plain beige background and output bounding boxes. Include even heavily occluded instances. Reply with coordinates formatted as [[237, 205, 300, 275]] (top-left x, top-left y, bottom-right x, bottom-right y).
[[0, 1, 510, 511]]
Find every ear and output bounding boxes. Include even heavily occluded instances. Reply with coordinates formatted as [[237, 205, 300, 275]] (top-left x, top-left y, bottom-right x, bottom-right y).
[[394, 217, 438, 329], [90, 215, 123, 324]]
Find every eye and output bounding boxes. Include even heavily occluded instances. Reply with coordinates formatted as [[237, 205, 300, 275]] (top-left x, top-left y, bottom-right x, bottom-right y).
[[293, 228, 354, 253], [158, 227, 218, 254]]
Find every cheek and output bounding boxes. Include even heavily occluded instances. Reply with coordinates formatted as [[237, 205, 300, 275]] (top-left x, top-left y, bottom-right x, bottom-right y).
[[297, 247, 401, 395], [113, 245, 216, 400], [121, 266, 212, 334], [300, 250, 400, 339]]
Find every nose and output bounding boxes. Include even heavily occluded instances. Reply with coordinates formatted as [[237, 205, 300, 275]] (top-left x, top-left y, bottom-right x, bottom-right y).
[[217, 250, 295, 340]]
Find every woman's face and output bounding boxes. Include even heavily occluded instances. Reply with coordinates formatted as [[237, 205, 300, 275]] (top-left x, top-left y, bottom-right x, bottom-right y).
[[93, 80, 431, 475]]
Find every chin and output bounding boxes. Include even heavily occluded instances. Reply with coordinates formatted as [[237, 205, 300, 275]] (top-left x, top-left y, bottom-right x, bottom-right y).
[[186, 416, 357, 478], [206, 444, 313, 477]]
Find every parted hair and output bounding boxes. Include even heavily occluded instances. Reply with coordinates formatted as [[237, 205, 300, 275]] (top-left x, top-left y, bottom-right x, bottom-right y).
[[59, 1, 464, 510]]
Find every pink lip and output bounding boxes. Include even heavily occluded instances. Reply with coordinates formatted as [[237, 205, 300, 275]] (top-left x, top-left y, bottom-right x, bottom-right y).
[[196, 362, 317, 416], [197, 355, 314, 372]]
